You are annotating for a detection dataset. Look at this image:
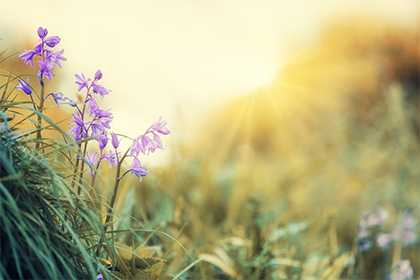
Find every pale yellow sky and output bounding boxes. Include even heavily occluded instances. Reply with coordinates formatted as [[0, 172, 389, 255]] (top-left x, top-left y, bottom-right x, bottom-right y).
[[0, 0, 417, 166]]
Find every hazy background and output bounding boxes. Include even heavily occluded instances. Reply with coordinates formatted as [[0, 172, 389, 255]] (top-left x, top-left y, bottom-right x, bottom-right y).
[[0, 0, 417, 166]]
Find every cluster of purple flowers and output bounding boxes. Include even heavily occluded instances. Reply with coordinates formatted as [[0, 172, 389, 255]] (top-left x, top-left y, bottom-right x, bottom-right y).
[[388, 260, 413, 280], [377, 210, 418, 249], [66, 70, 169, 181], [18, 27, 66, 89], [357, 206, 418, 252], [357, 205, 390, 251], [17, 27, 170, 182]]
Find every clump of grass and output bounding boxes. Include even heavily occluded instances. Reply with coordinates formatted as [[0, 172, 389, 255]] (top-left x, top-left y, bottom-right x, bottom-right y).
[[0, 93, 103, 279]]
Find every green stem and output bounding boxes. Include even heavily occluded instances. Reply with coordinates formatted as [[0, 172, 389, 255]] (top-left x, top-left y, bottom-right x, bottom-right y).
[[35, 79, 44, 150]]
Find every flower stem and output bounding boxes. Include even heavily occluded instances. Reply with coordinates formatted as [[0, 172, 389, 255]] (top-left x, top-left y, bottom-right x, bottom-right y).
[[35, 79, 45, 150]]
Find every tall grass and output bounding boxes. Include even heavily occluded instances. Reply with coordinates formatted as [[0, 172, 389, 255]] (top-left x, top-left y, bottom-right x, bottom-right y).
[[0, 68, 103, 279]]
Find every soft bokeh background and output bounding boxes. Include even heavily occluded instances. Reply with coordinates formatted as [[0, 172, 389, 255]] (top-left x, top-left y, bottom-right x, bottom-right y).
[[0, 0, 417, 166], [1, 1, 419, 279]]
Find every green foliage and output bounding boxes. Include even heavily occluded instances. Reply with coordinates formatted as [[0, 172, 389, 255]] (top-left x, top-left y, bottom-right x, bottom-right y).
[[0, 65, 104, 279]]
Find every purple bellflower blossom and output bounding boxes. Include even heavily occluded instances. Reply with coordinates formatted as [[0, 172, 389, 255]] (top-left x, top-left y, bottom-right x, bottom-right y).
[[68, 114, 89, 141], [37, 27, 48, 39], [102, 151, 119, 168], [75, 73, 91, 92], [96, 133, 109, 152], [16, 78, 32, 95], [92, 83, 111, 99], [130, 157, 149, 181], [110, 132, 121, 149], [45, 36, 61, 48], [19, 50, 36, 66], [84, 151, 98, 177], [18, 27, 66, 86], [129, 117, 170, 157], [151, 117, 171, 135]]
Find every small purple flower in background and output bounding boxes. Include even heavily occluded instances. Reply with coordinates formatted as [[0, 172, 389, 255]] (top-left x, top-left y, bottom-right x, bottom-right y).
[[357, 205, 389, 251], [359, 205, 389, 229], [16, 78, 32, 95], [359, 239, 372, 251], [388, 260, 413, 280], [392, 226, 418, 246], [376, 209, 418, 249], [130, 157, 149, 181], [377, 233, 392, 249], [401, 210, 417, 231], [357, 227, 371, 239], [97, 273, 103, 280]]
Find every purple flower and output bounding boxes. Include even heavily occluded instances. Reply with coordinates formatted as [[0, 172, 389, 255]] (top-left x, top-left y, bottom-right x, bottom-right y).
[[19, 50, 36, 66], [359, 239, 372, 252], [401, 211, 417, 231], [101, 151, 119, 168], [75, 73, 91, 92], [96, 133, 109, 151], [93, 108, 113, 131], [141, 136, 156, 155], [37, 60, 55, 81], [152, 132, 163, 149], [37, 27, 48, 39], [45, 35, 61, 48], [92, 83, 111, 99], [49, 92, 66, 107], [90, 122, 105, 137], [47, 49, 67, 68], [130, 157, 149, 181], [34, 44, 43, 56], [388, 260, 413, 280], [357, 226, 370, 239], [377, 233, 392, 249], [94, 70, 103, 81], [110, 132, 121, 149], [359, 206, 389, 229], [151, 117, 170, 135], [392, 226, 418, 246], [130, 139, 141, 157], [63, 96, 78, 107], [97, 274, 103, 280], [68, 113, 88, 141], [84, 151, 98, 177], [16, 78, 32, 95]]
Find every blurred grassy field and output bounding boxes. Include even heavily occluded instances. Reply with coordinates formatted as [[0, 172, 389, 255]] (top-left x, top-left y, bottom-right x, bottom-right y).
[[116, 16, 419, 279], [2, 14, 418, 279]]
